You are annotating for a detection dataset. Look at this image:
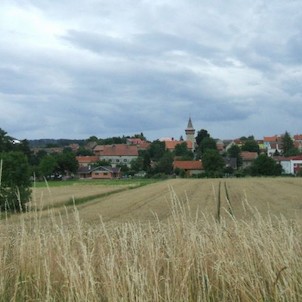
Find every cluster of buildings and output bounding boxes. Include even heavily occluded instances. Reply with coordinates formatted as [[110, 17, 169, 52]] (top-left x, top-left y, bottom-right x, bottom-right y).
[[70, 118, 302, 179]]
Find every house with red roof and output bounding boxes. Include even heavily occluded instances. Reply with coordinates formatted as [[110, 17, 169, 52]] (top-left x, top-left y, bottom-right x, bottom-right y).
[[78, 166, 121, 179], [263, 135, 283, 156], [293, 134, 302, 151], [99, 144, 139, 167], [76, 156, 99, 167], [277, 155, 302, 175], [173, 160, 203, 177], [240, 151, 258, 168], [163, 139, 194, 152]]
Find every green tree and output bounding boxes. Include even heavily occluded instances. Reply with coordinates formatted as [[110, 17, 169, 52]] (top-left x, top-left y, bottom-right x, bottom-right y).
[[56, 150, 79, 175], [148, 140, 166, 161], [200, 137, 217, 153], [0, 151, 32, 211], [155, 151, 174, 174], [202, 149, 225, 176], [0, 128, 13, 152], [282, 131, 298, 156], [174, 142, 194, 160], [227, 144, 242, 167], [195, 129, 210, 146], [39, 155, 58, 178], [241, 139, 260, 153], [250, 154, 282, 176]]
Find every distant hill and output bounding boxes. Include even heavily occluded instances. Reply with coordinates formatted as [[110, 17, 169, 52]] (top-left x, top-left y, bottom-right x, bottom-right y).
[[28, 139, 86, 148]]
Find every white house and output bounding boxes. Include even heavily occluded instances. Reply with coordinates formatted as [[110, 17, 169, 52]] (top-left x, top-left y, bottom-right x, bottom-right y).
[[279, 156, 302, 175]]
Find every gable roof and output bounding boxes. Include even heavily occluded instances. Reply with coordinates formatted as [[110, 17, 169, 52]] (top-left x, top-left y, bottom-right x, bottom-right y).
[[78, 165, 121, 174], [173, 160, 203, 170], [240, 151, 258, 161], [164, 140, 193, 150], [294, 134, 302, 141], [76, 156, 99, 164], [102, 144, 139, 156]]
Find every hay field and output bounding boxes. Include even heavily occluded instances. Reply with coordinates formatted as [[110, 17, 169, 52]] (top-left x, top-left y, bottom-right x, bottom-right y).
[[73, 177, 302, 223], [0, 177, 301, 301]]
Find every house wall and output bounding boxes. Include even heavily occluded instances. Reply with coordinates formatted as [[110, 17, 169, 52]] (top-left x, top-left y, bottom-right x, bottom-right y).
[[280, 161, 291, 174], [100, 155, 137, 167], [91, 171, 113, 179], [280, 160, 302, 174]]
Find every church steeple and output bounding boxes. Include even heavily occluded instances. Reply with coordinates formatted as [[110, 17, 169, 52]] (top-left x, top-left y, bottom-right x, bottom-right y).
[[185, 117, 196, 149]]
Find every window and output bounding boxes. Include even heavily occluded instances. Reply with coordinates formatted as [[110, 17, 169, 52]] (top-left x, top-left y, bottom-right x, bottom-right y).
[[116, 159, 120, 163], [123, 159, 127, 162]]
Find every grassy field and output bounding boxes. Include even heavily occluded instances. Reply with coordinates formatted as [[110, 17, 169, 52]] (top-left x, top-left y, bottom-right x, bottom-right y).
[[0, 177, 301, 301]]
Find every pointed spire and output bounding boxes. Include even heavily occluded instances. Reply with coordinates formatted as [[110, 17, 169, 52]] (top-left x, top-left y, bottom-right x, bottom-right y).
[[187, 117, 194, 129]]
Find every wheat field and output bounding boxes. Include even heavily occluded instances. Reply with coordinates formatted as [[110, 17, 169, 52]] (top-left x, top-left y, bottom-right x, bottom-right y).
[[0, 177, 301, 301]]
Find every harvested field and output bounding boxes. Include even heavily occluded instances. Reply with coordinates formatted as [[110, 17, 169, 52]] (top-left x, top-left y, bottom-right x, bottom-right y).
[[76, 178, 302, 223], [1, 177, 302, 301]]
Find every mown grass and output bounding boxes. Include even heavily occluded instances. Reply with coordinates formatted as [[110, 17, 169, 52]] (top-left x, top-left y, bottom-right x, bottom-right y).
[[33, 178, 159, 188], [0, 186, 301, 301]]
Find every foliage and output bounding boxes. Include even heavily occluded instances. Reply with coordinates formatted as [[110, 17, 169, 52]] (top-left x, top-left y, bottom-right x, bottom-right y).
[[227, 144, 242, 167], [154, 151, 174, 174], [0, 151, 31, 211], [174, 142, 194, 160], [148, 140, 166, 161], [39, 155, 58, 178], [202, 149, 225, 175], [195, 129, 210, 146], [55, 150, 79, 175], [76, 147, 94, 156], [250, 154, 282, 176], [282, 131, 299, 156], [241, 139, 260, 153]]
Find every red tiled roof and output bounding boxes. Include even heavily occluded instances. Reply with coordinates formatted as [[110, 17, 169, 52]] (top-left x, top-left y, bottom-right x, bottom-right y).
[[138, 141, 150, 150], [76, 156, 99, 164], [127, 138, 144, 145], [102, 144, 138, 156], [264, 136, 278, 142], [94, 145, 105, 151], [164, 140, 193, 150], [173, 160, 203, 170], [287, 155, 302, 161], [240, 151, 258, 161], [294, 134, 302, 141]]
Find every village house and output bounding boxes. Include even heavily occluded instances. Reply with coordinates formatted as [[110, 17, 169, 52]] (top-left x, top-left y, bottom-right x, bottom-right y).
[[173, 160, 203, 177], [78, 166, 121, 179], [161, 117, 196, 152], [277, 155, 302, 175], [98, 144, 139, 167], [240, 151, 258, 169], [76, 156, 99, 167], [263, 135, 283, 156], [294, 134, 302, 151]]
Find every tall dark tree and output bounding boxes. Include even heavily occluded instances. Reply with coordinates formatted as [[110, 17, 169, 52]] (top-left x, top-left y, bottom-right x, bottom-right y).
[[195, 129, 210, 146], [155, 151, 174, 174], [174, 142, 194, 160], [282, 131, 298, 156], [202, 149, 225, 175], [241, 139, 260, 153], [0, 151, 31, 211], [227, 144, 242, 167], [56, 150, 79, 175], [250, 154, 282, 176], [148, 140, 166, 161]]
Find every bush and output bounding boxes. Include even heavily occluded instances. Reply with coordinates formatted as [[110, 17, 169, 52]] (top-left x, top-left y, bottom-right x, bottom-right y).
[[0, 151, 32, 212]]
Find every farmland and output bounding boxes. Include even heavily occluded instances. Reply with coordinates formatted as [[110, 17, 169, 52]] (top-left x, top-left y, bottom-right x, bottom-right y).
[[0, 177, 302, 301], [30, 177, 302, 223]]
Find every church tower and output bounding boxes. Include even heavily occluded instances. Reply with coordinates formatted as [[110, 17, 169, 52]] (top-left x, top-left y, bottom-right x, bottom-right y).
[[185, 117, 196, 149]]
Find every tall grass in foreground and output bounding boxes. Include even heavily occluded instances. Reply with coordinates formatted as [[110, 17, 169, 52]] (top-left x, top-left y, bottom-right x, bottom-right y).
[[0, 189, 301, 301]]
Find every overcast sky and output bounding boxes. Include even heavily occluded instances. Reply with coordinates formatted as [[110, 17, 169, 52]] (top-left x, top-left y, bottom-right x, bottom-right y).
[[1, 0, 301, 141]]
